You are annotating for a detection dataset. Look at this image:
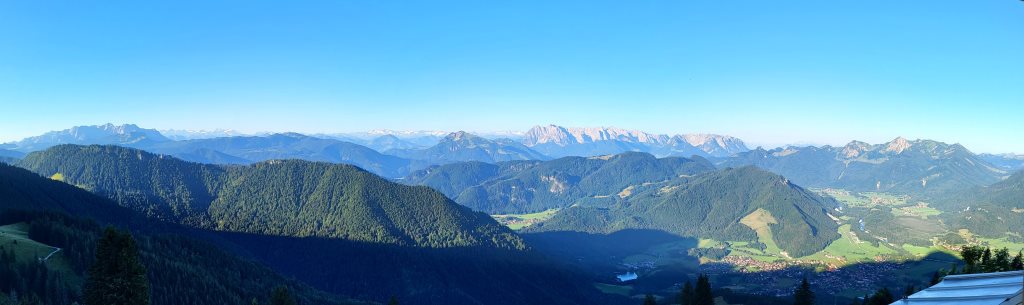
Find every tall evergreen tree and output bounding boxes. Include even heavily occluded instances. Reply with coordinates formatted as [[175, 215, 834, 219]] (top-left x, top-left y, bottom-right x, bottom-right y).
[[270, 286, 298, 305], [642, 294, 657, 305], [867, 288, 893, 305], [981, 247, 993, 272], [694, 274, 714, 305], [793, 277, 814, 305], [679, 279, 695, 305], [83, 227, 150, 305], [1012, 251, 1023, 270], [961, 246, 983, 273], [903, 285, 916, 298], [993, 248, 1011, 272], [929, 271, 942, 286]]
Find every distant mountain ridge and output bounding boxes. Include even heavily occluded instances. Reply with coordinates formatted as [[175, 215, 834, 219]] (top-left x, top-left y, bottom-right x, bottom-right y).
[[522, 124, 749, 158], [5, 123, 170, 152], [720, 137, 1007, 195], [979, 153, 1024, 171], [387, 131, 549, 164], [141, 132, 426, 178], [405, 152, 716, 214], [159, 128, 249, 140]]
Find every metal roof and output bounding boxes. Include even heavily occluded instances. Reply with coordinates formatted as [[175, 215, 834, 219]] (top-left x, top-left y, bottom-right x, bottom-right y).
[[891, 271, 1023, 305]]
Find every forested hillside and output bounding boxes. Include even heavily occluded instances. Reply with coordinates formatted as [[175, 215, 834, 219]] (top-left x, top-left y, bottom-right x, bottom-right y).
[[527, 166, 841, 257], [940, 170, 1024, 237], [406, 152, 716, 214], [0, 163, 360, 305], [15, 145, 610, 305], [19, 144, 523, 249], [141, 133, 425, 178]]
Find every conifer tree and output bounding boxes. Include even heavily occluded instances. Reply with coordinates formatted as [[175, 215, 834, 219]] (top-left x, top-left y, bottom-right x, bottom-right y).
[[83, 227, 150, 305], [993, 248, 1011, 272], [793, 277, 815, 305], [679, 280, 694, 305], [694, 274, 714, 305], [903, 285, 916, 298], [1012, 251, 1023, 270], [270, 286, 298, 305], [929, 271, 942, 286], [867, 288, 893, 305], [981, 247, 993, 272], [642, 294, 657, 305]]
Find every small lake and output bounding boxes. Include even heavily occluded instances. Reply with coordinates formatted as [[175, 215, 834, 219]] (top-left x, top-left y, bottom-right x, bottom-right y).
[[616, 271, 638, 282]]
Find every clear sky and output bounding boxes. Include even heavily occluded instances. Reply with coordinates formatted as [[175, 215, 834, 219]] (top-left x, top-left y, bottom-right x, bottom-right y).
[[1, 1, 1022, 153]]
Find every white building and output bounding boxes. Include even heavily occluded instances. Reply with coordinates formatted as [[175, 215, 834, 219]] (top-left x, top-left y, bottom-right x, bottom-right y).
[[891, 270, 1023, 305]]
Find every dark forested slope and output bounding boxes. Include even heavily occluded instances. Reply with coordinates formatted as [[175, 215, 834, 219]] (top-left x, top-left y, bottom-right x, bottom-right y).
[[0, 163, 360, 305]]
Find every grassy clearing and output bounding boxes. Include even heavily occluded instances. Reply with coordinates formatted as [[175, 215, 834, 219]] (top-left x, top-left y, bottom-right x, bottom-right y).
[[0, 223, 76, 277], [738, 209, 787, 258], [726, 241, 783, 262], [816, 188, 912, 208], [892, 203, 942, 219], [491, 208, 560, 230], [594, 283, 632, 296], [800, 224, 895, 263], [0, 223, 55, 263]]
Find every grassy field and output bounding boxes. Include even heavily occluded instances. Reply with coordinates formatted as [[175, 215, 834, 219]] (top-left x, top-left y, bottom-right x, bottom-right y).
[[1, 223, 57, 263], [892, 203, 942, 219], [491, 208, 560, 230], [0, 222, 76, 278], [737, 209, 788, 259], [801, 224, 896, 263], [814, 188, 911, 208], [594, 283, 632, 296]]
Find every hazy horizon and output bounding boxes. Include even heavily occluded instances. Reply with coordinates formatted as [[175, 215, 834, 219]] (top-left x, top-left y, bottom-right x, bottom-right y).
[[3, 1, 1022, 153], [1, 121, 1018, 155]]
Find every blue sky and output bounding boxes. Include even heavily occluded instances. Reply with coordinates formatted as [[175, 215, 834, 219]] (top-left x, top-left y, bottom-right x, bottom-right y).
[[1, 1, 1022, 152]]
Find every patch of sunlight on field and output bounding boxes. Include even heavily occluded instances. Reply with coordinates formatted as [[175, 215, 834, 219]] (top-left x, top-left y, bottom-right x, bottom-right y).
[[738, 208, 787, 258], [491, 208, 559, 230], [594, 283, 632, 296], [892, 203, 942, 219], [801, 224, 895, 264], [0, 223, 77, 279]]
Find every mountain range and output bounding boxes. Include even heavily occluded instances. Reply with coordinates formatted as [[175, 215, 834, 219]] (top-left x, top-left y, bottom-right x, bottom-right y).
[[3, 123, 170, 152], [386, 131, 549, 164], [719, 137, 1008, 195], [405, 152, 716, 214], [521, 124, 749, 158], [0, 123, 755, 178], [980, 153, 1024, 171]]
